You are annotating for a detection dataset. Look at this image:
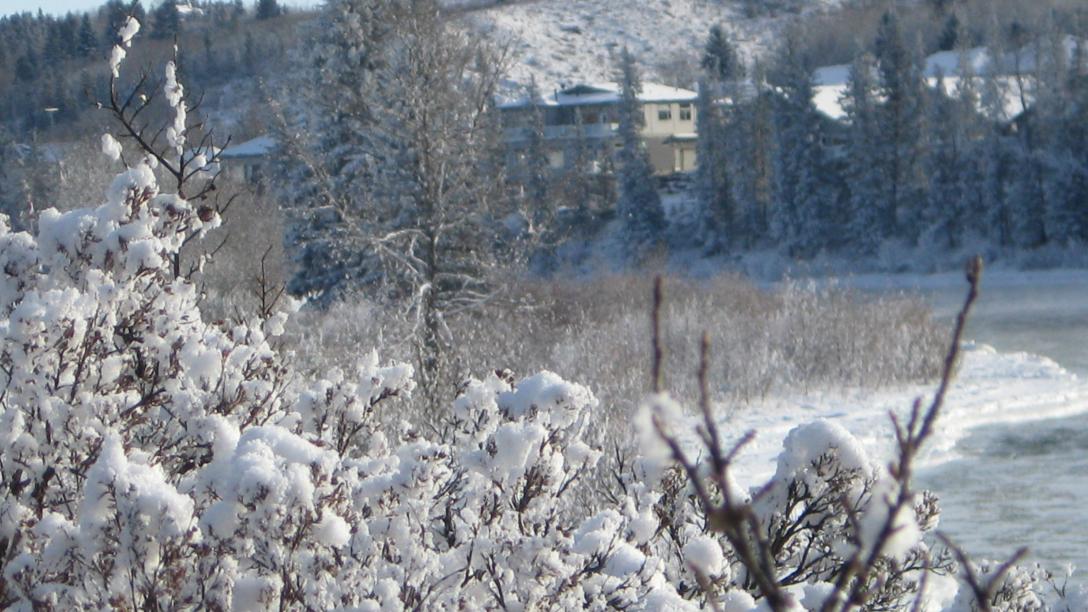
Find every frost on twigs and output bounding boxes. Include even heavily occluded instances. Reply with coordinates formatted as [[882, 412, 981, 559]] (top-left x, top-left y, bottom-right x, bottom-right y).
[[632, 268, 1084, 611]]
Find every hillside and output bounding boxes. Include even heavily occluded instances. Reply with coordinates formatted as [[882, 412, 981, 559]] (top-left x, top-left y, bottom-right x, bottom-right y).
[[460, 0, 842, 92]]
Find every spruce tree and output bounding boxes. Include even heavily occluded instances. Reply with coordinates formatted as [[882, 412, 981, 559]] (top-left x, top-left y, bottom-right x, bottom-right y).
[[694, 77, 734, 253], [873, 11, 929, 243], [770, 31, 830, 256], [842, 52, 884, 254], [14, 50, 37, 83], [78, 14, 98, 57], [152, 0, 180, 40], [923, 71, 966, 249], [701, 24, 744, 83], [614, 47, 665, 260], [271, 0, 396, 303], [732, 64, 776, 247], [256, 0, 281, 20], [521, 76, 552, 232]]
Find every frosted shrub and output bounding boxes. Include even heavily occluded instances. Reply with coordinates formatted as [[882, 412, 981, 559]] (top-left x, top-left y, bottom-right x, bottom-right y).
[[1, 19, 1079, 612]]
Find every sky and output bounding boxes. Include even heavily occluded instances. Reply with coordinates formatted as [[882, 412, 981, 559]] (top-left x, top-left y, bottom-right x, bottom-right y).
[[0, 0, 320, 18]]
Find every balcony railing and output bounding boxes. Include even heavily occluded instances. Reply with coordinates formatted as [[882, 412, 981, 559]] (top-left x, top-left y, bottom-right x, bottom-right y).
[[504, 123, 619, 143]]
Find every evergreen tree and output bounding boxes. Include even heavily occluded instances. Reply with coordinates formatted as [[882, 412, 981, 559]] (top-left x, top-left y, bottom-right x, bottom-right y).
[[923, 70, 969, 249], [14, 50, 38, 83], [1007, 35, 1056, 248], [769, 31, 830, 256], [275, 0, 510, 409], [102, 0, 129, 44], [842, 52, 884, 254], [938, 13, 962, 52], [1034, 29, 1086, 246], [230, 0, 246, 27], [78, 14, 98, 57], [732, 64, 776, 247], [614, 47, 665, 259], [694, 77, 734, 253], [873, 10, 929, 243], [256, 0, 281, 20], [152, 0, 181, 40], [701, 24, 744, 83], [272, 0, 396, 302], [520, 76, 552, 233], [563, 107, 598, 215], [242, 30, 257, 72], [979, 20, 1015, 247]]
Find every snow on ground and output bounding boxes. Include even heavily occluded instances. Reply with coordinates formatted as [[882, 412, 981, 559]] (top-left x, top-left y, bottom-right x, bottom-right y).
[[812, 39, 1086, 122], [701, 342, 1088, 491], [463, 0, 837, 93]]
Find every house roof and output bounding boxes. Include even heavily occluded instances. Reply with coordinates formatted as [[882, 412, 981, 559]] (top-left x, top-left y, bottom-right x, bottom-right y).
[[219, 136, 277, 159], [811, 39, 1082, 122], [498, 81, 698, 109]]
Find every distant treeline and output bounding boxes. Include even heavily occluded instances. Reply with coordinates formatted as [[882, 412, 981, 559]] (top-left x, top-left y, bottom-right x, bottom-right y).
[[0, 0, 297, 136]]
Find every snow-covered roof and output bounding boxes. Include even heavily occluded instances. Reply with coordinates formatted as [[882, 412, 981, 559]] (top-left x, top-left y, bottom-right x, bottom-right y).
[[664, 132, 698, 143], [219, 136, 277, 159], [499, 82, 698, 109], [811, 40, 1082, 122]]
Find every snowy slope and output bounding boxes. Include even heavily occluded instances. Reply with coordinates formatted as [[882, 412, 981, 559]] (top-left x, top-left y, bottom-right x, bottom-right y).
[[460, 0, 843, 93]]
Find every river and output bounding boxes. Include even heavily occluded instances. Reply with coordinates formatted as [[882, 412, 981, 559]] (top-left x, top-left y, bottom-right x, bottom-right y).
[[857, 269, 1088, 578]]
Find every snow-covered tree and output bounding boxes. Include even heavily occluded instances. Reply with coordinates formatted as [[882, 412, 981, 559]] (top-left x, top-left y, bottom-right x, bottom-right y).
[[694, 77, 736, 253], [923, 64, 986, 250], [701, 23, 745, 84], [770, 31, 832, 256], [614, 47, 665, 260], [731, 64, 777, 248], [872, 10, 930, 243], [520, 76, 553, 233], [842, 52, 886, 254], [0, 14, 1079, 612], [271, 0, 399, 302]]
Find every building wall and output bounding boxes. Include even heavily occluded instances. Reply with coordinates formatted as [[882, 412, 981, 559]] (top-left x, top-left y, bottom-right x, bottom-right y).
[[642, 102, 696, 138], [500, 97, 699, 177]]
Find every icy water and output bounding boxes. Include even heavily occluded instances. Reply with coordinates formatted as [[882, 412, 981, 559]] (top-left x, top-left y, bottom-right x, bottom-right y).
[[879, 271, 1088, 576]]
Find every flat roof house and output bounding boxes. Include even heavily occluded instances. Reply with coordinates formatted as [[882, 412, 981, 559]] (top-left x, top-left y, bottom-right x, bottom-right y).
[[499, 82, 699, 176]]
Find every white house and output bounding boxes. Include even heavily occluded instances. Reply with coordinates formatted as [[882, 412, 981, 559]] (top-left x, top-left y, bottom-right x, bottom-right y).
[[499, 82, 699, 176], [217, 135, 277, 184]]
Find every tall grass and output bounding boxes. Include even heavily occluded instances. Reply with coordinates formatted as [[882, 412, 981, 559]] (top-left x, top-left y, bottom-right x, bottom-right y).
[[282, 273, 946, 433]]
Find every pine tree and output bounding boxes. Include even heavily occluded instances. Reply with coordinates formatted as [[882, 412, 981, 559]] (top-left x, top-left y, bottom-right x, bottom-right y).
[[521, 76, 552, 233], [614, 47, 665, 260], [152, 0, 180, 40], [78, 14, 98, 57], [873, 10, 929, 243], [923, 71, 967, 249], [938, 13, 962, 52], [256, 0, 281, 20], [1038, 30, 1086, 245], [731, 64, 776, 247], [14, 49, 37, 83], [770, 31, 830, 256], [563, 107, 597, 215], [701, 24, 744, 84], [271, 0, 397, 303], [274, 0, 510, 409], [842, 52, 884, 254], [694, 77, 734, 253]]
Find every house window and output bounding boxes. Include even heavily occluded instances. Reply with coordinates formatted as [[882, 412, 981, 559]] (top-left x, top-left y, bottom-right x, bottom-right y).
[[679, 103, 692, 121], [657, 106, 672, 121]]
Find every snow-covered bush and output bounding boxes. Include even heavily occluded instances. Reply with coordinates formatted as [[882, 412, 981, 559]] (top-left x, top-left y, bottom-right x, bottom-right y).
[[1, 19, 1079, 612]]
